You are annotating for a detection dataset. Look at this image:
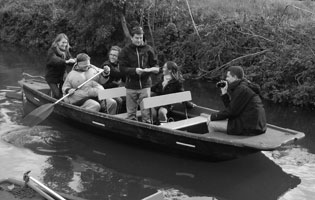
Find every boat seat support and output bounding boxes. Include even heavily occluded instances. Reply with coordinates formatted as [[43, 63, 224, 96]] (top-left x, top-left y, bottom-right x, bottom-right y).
[[159, 116, 207, 130]]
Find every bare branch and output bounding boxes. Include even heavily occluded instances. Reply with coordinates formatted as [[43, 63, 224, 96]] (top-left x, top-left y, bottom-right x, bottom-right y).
[[197, 49, 270, 79]]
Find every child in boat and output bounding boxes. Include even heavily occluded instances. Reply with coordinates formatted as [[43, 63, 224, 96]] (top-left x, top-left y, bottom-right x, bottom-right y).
[[151, 61, 195, 124], [62, 53, 117, 114]]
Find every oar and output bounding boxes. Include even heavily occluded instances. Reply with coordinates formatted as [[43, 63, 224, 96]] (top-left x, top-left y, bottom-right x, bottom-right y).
[[22, 69, 104, 127], [23, 171, 66, 200]]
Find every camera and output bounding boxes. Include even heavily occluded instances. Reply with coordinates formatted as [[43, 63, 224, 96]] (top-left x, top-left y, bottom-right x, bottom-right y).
[[216, 81, 226, 88]]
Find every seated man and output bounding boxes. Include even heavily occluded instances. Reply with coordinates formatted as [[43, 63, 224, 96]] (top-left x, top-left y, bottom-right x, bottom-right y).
[[203, 65, 266, 136], [62, 53, 117, 114]]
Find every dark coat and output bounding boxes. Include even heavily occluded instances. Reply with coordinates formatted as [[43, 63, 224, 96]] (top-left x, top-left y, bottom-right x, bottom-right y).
[[45, 46, 72, 84], [100, 60, 125, 89], [151, 79, 194, 110], [119, 43, 158, 90], [211, 79, 267, 136]]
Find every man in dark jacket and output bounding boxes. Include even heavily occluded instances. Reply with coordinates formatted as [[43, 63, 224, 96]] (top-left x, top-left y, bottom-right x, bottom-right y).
[[204, 66, 267, 136], [119, 26, 159, 122]]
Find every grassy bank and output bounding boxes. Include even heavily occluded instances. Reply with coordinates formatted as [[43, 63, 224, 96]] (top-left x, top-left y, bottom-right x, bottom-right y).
[[1, 0, 315, 107]]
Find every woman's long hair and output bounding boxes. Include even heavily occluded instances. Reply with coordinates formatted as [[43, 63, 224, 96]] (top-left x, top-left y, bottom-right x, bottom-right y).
[[51, 33, 70, 59], [165, 61, 184, 82]]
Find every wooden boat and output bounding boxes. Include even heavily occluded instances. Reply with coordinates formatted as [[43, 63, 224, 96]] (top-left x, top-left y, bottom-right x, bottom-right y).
[[19, 78, 305, 161]]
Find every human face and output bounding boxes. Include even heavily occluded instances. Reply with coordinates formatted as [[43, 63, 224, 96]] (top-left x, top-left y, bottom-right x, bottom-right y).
[[162, 64, 170, 76], [109, 50, 119, 63], [57, 38, 68, 51], [131, 33, 143, 46], [226, 71, 238, 83]]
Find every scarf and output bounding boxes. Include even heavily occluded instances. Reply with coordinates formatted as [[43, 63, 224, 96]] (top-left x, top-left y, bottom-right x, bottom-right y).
[[162, 74, 172, 88]]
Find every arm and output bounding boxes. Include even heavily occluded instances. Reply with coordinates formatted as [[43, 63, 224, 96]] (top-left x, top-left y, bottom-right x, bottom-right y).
[[119, 49, 138, 76], [143, 46, 159, 73], [211, 86, 253, 121]]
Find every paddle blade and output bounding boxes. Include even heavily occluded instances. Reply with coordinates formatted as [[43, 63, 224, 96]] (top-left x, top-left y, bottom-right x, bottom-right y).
[[22, 103, 55, 127]]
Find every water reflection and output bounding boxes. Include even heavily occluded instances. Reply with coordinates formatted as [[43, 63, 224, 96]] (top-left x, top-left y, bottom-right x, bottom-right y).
[[26, 111, 298, 200]]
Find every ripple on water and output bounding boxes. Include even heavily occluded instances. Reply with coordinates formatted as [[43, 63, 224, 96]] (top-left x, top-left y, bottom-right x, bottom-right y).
[[264, 147, 315, 200], [1, 125, 70, 155]]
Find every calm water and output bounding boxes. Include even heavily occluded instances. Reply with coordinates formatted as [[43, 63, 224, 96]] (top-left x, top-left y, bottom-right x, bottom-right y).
[[0, 42, 315, 200]]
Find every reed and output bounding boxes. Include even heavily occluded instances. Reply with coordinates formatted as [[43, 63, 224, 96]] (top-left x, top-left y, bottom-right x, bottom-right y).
[[190, 0, 315, 25]]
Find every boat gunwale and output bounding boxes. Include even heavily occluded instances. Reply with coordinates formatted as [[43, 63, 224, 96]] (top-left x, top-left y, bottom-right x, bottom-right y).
[[20, 80, 305, 151]]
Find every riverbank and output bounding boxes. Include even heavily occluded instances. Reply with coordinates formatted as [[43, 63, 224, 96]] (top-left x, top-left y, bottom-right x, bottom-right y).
[[1, 0, 315, 107]]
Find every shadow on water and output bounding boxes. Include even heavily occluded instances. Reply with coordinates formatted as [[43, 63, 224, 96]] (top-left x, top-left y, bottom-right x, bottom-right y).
[[27, 107, 300, 200]]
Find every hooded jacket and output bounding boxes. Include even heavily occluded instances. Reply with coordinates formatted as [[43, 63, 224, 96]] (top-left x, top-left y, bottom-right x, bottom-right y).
[[119, 43, 158, 89], [62, 64, 103, 105], [211, 79, 267, 135]]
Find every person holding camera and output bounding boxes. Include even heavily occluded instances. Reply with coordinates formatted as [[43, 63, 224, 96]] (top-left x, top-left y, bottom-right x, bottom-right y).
[[203, 66, 267, 136]]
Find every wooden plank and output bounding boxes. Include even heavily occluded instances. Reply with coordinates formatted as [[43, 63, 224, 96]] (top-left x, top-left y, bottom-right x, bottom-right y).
[[98, 87, 126, 100], [114, 110, 142, 118], [141, 91, 192, 109], [160, 116, 207, 129]]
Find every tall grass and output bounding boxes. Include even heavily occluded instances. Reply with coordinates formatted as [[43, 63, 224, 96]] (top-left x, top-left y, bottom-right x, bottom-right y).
[[190, 0, 315, 25]]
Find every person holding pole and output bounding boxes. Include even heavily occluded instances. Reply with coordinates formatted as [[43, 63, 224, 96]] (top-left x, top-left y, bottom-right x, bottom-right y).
[[62, 53, 117, 113]]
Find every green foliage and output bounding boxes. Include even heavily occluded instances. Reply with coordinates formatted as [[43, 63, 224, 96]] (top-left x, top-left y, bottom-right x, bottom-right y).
[[1, 0, 315, 107]]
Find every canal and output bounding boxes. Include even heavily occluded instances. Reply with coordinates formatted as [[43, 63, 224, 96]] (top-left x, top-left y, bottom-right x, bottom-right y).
[[0, 42, 314, 200]]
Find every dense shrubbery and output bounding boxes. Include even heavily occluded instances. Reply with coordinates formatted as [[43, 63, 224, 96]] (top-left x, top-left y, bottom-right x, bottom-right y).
[[1, 0, 315, 107]]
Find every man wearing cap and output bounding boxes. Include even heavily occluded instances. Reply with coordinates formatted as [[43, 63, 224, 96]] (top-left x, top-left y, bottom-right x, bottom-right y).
[[62, 53, 117, 113], [202, 65, 267, 136], [119, 26, 160, 123]]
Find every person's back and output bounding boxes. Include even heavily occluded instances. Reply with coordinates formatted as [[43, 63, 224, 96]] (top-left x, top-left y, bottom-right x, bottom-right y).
[[224, 79, 266, 135], [206, 66, 267, 136]]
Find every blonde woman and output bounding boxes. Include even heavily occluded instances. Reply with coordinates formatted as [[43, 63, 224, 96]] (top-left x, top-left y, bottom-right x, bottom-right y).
[[45, 33, 75, 98]]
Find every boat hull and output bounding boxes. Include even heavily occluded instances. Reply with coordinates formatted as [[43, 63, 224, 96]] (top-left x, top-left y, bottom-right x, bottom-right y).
[[20, 79, 304, 161]]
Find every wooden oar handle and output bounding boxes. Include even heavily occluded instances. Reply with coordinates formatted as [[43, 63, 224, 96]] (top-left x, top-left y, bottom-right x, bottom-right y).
[[54, 69, 104, 105]]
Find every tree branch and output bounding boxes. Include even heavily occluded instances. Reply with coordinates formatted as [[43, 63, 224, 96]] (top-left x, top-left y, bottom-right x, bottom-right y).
[[197, 49, 270, 79]]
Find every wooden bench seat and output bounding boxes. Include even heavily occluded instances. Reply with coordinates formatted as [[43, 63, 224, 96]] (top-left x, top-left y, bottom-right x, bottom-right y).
[[140, 91, 192, 109], [98, 87, 126, 100], [159, 116, 207, 130]]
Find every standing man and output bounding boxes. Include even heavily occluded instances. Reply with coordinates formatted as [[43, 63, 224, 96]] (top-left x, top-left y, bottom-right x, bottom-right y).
[[119, 26, 160, 123], [203, 66, 267, 136]]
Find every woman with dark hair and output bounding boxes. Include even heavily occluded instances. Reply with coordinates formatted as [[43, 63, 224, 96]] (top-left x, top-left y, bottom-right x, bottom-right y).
[[151, 61, 194, 124], [45, 33, 76, 98]]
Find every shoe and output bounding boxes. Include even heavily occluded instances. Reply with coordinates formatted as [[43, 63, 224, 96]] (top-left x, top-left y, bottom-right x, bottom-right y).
[[168, 117, 174, 122]]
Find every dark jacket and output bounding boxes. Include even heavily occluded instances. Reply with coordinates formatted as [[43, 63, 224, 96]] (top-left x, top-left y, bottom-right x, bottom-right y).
[[119, 43, 158, 89], [151, 78, 194, 110], [100, 60, 125, 89], [211, 79, 267, 136], [45, 46, 72, 83]]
